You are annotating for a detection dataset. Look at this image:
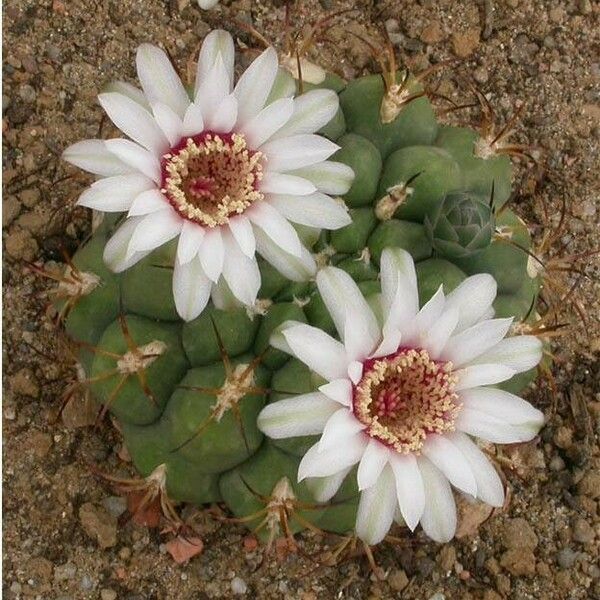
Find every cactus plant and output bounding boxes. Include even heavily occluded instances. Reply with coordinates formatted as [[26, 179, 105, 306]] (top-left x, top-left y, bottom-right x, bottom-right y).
[[56, 28, 547, 549]]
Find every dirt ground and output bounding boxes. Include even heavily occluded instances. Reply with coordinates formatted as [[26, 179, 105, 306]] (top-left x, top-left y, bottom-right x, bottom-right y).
[[2, 0, 600, 598]]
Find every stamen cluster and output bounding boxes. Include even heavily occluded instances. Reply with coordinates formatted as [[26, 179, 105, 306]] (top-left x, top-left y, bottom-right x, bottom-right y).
[[353, 348, 460, 454], [161, 132, 264, 227]]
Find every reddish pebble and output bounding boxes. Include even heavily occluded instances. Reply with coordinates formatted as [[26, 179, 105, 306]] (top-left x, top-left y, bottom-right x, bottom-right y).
[[243, 535, 258, 552]]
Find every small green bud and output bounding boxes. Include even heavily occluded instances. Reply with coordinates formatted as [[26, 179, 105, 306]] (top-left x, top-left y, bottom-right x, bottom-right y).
[[425, 192, 494, 259]]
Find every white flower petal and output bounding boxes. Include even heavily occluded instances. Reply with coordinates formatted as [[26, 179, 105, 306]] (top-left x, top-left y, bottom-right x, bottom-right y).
[[103, 217, 152, 272], [77, 174, 154, 212], [460, 387, 545, 427], [380, 248, 420, 341], [104, 139, 161, 183], [247, 201, 302, 257], [420, 307, 459, 360], [241, 97, 294, 148], [389, 453, 425, 531], [380, 247, 418, 315], [221, 230, 260, 305], [127, 207, 183, 255], [206, 94, 238, 132], [412, 285, 445, 340], [195, 55, 230, 124], [445, 274, 497, 332], [254, 226, 316, 281], [282, 323, 349, 382], [104, 80, 150, 109], [455, 363, 516, 391], [269, 319, 304, 355], [422, 434, 478, 496], [257, 392, 339, 439], [371, 328, 402, 358], [195, 30, 234, 95], [449, 432, 504, 507], [442, 318, 514, 367], [456, 407, 543, 444], [319, 408, 366, 453], [234, 47, 278, 126], [62, 139, 132, 177], [172, 255, 212, 321], [176, 220, 206, 264], [267, 192, 350, 230], [471, 336, 543, 373], [98, 92, 169, 156], [151, 102, 184, 146], [260, 172, 317, 196], [306, 468, 352, 503], [127, 189, 170, 217], [344, 305, 381, 363], [198, 228, 224, 282], [319, 379, 353, 407], [136, 44, 190, 117], [357, 439, 391, 491], [298, 434, 367, 480], [316, 266, 380, 353], [261, 134, 339, 173], [271, 89, 340, 139], [228, 216, 255, 258], [418, 457, 457, 543], [289, 161, 354, 195], [355, 464, 397, 545], [181, 102, 205, 136], [347, 360, 364, 385], [152, 102, 183, 146]]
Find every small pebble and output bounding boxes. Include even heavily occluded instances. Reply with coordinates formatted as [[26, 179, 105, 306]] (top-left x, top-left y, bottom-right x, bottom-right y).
[[54, 562, 77, 582], [80, 574, 94, 591], [231, 576, 248, 595], [572, 518, 595, 544], [556, 548, 577, 569], [388, 569, 409, 591], [101, 496, 128, 518], [100, 590, 117, 600]]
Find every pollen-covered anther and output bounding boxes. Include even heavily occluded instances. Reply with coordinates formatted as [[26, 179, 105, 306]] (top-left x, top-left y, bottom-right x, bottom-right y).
[[213, 363, 255, 422], [116, 340, 167, 375], [57, 267, 101, 298], [353, 348, 460, 454], [162, 132, 264, 228]]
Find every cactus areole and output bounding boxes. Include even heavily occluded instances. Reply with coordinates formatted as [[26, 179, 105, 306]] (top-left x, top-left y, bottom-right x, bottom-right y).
[[58, 29, 545, 550]]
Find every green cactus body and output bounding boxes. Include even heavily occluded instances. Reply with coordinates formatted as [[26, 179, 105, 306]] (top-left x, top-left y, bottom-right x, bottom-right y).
[[339, 73, 438, 158], [61, 69, 543, 543]]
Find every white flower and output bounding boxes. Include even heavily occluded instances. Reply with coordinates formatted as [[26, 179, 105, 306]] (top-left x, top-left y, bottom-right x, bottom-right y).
[[258, 248, 544, 544], [63, 30, 353, 321]]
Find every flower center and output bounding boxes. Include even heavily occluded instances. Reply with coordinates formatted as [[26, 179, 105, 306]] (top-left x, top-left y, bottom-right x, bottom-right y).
[[161, 132, 264, 228], [352, 347, 460, 454]]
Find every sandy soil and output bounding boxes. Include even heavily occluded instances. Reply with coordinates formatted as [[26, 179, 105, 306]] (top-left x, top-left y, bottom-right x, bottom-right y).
[[3, 0, 600, 598]]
